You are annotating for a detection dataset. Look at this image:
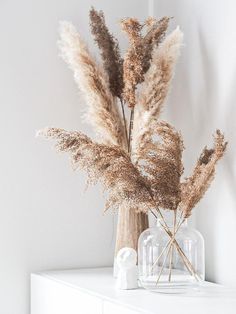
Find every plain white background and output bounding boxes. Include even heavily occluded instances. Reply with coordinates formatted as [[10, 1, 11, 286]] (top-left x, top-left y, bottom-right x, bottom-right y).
[[0, 1, 235, 314]]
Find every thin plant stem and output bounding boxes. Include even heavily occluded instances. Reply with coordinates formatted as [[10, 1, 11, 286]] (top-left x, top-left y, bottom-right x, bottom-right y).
[[168, 210, 177, 281], [119, 98, 129, 150], [168, 245, 174, 282], [151, 218, 184, 271], [150, 209, 157, 219], [150, 209, 200, 281], [128, 108, 134, 153], [176, 242, 200, 281], [177, 210, 184, 227], [159, 220, 200, 281], [151, 238, 172, 271], [156, 242, 173, 285], [155, 216, 183, 284]]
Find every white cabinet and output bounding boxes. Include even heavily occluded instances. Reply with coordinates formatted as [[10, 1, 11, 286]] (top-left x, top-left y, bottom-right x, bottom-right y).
[[31, 268, 236, 314], [31, 274, 102, 314]]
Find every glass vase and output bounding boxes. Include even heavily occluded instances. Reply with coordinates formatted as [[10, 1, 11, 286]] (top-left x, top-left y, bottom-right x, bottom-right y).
[[138, 213, 205, 293]]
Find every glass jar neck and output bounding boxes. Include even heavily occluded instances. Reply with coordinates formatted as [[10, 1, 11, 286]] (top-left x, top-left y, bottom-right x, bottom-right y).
[[156, 211, 187, 230]]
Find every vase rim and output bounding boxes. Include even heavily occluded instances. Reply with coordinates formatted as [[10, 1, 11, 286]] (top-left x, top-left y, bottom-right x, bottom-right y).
[[156, 212, 188, 228]]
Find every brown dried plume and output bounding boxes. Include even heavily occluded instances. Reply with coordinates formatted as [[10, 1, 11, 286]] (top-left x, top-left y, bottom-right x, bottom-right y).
[[89, 7, 124, 99], [37, 127, 154, 213], [142, 16, 170, 74], [121, 16, 170, 108], [180, 130, 227, 218], [132, 27, 183, 158], [121, 18, 144, 108], [136, 121, 184, 211]]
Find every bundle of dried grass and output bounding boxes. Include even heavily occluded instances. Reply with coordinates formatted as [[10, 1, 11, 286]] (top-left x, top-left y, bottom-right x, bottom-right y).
[[43, 14, 226, 217], [37, 127, 154, 213], [89, 7, 123, 99], [58, 21, 125, 147], [132, 27, 183, 158], [38, 10, 228, 265], [136, 121, 184, 211], [180, 130, 227, 218]]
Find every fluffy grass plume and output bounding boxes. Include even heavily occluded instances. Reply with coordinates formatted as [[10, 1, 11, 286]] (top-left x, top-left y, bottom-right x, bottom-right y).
[[180, 130, 227, 218], [132, 27, 183, 157], [121, 18, 144, 108], [58, 21, 125, 147], [89, 7, 123, 99], [142, 16, 170, 74], [136, 121, 184, 210], [37, 127, 154, 213], [39, 11, 227, 221]]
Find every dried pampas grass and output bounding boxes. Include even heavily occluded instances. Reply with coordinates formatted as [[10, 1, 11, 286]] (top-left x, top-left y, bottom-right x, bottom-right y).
[[136, 121, 184, 211], [58, 21, 125, 147], [37, 127, 154, 213], [132, 27, 183, 158], [142, 16, 170, 74], [180, 130, 227, 218], [139, 26, 183, 113], [89, 7, 123, 99], [39, 9, 227, 225], [38, 10, 228, 284], [121, 16, 171, 109], [121, 18, 144, 108]]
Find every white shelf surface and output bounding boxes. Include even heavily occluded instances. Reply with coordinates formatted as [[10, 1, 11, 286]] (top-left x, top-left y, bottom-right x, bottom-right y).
[[31, 267, 236, 314]]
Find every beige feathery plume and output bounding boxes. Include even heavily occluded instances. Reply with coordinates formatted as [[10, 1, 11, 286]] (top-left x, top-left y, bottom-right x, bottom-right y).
[[180, 130, 227, 218], [139, 26, 183, 113], [37, 127, 154, 213], [58, 21, 125, 147], [132, 27, 183, 158], [121, 18, 144, 108], [89, 7, 123, 99], [136, 121, 184, 210]]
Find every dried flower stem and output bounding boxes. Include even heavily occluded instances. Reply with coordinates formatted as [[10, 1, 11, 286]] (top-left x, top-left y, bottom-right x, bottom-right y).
[[128, 108, 134, 153], [156, 242, 173, 284], [151, 238, 172, 271], [168, 210, 177, 281], [159, 219, 200, 281], [151, 218, 183, 271], [119, 99, 129, 150], [150, 208, 199, 281], [155, 216, 186, 284]]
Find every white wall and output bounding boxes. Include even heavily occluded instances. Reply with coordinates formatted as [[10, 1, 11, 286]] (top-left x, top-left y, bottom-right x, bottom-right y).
[[0, 1, 149, 314], [153, 0, 236, 287]]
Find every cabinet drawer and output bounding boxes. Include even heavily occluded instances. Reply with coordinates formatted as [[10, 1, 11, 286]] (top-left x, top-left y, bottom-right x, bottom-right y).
[[103, 300, 144, 314], [31, 274, 103, 314]]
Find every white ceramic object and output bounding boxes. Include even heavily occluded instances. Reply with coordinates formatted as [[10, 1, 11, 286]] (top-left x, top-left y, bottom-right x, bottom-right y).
[[116, 247, 138, 290]]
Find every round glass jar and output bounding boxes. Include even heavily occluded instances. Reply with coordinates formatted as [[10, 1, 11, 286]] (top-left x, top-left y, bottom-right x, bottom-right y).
[[138, 216, 205, 293]]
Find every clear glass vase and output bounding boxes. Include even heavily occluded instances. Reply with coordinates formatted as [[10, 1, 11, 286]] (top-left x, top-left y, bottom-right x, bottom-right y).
[[138, 213, 205, 293]]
